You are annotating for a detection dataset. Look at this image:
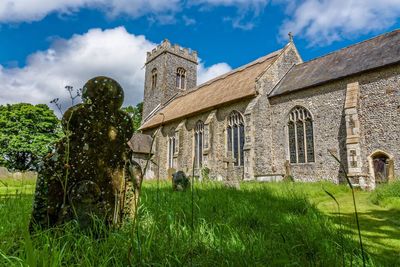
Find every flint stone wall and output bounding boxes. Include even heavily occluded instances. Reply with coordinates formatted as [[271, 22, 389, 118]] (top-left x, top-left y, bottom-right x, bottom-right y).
[[268, 79, 347, 183], [358, 65, 400, 177], [268, 64, 400, 183], [143, 100, 251, 180], [252, 43, 302, 177]]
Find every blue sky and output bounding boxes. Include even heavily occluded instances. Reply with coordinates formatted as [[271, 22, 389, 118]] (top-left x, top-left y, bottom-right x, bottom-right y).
[[0, 0, 399, 108]]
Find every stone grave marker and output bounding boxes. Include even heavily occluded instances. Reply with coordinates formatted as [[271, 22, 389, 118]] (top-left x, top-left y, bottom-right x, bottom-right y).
[[223, 152, 240, 189], [172, 171, 190, 191], [30, 76, 139, 231]]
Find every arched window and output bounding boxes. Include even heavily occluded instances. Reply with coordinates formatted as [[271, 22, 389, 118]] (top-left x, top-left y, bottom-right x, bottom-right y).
[[151, 68, 157, 89], [288, 106, 315, 163], [176, 67, 186, 90], [168, 128, 176, 168], [227, 111, 245, 166], [194, 121, 204, 168]]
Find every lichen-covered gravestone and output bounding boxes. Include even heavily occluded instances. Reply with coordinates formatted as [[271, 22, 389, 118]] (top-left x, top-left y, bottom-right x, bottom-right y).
[[172, 171, 190, 191], [30, 76, 139, 230]]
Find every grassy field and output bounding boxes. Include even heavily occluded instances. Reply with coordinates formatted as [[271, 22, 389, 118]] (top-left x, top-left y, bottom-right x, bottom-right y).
[[0, 178, 399, 266], [316, 184, 400, 266], [0, 177, 36, 195]]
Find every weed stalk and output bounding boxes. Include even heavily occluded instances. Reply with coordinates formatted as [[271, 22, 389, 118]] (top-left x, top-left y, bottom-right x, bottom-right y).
[[323, 187, 345, 267], [329, 150, 366, 267]]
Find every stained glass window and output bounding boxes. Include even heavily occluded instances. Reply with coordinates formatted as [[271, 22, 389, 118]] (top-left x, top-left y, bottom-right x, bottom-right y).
[[227, 126, 232, 152], [305, 119, 314, 162], [168, 129, 175, 168], [194, 133, 198, 167], [239, 124, 245, 166], [199, 132, 203, 164], [233, 125, 238, 166], [227, 111, 245, 166], [288, 106, 315, 163], [296, 121, 305, 163], [288, 121, 296, 163], [194, 121, 204, 168]]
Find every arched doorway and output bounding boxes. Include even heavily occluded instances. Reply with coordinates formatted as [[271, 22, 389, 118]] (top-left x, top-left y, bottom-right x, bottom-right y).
[[368, 150, 394, 185], [373, 154, 389, 183]]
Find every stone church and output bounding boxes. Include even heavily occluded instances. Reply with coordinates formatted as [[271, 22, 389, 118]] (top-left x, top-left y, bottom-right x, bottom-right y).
[[134, 29, 400, 190]]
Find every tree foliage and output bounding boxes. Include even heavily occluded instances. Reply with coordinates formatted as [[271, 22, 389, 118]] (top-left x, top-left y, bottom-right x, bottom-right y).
[[122, 102, 143, 132], [0, 103, 61, 171]]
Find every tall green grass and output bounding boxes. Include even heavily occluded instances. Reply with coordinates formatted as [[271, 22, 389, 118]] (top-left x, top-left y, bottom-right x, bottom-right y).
[[370, 180, 400, 208], [0, 181, 372, 266]]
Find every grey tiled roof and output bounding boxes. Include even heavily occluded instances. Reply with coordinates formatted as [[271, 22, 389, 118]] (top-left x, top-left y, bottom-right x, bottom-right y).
[[141, 49, 282, 130], [270, 29, 400, 97]]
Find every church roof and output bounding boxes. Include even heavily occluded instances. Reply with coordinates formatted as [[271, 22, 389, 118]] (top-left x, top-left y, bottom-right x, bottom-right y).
[[269, 29, 400, 97], [140, 49, 282, 130]]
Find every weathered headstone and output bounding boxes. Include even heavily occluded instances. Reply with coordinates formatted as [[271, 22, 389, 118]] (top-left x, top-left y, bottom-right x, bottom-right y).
[[172, 171, 190, 191], [30, 76, 138, 231], [124, 159, 143, 219], [223, 152, 240, 189]]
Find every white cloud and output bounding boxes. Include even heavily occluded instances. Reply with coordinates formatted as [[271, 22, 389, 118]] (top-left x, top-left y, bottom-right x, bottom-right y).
[[279, 0, 400, 45], [0, 0, 180, 23], [0, 26, 231, 109], [198, 62, 232, 84], [1, 0, 399, 44], [0, 0, 269, 29], [182, 15, 196, 26], [193, 0, 268, 9], [194, 0, 269, 30], [0, 27, 153, 108], [223, 15, 256, 30]]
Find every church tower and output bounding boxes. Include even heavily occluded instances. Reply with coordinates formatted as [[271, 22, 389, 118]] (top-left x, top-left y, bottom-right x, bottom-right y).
[[142, 39, 198, 121]]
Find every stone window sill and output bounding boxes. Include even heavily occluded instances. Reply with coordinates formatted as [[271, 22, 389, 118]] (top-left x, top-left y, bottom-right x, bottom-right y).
[[290, 162, 316, 166]]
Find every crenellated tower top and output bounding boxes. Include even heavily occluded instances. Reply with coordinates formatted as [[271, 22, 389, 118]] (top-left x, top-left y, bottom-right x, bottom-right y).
[[146, 39, 198, 65]]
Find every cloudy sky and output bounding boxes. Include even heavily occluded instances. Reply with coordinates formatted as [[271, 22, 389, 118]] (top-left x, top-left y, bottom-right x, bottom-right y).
[[0, 0, 399, 109]]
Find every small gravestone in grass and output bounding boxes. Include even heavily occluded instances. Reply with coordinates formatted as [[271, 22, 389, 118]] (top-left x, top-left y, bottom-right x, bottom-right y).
[[30, 76, 140, 231], [172, 171, 190, 191], [223, 151, 240, 189]]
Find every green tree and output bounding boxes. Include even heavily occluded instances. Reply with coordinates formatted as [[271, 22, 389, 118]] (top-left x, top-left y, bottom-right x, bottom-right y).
[[122, 102, 143, 132], [0, 103, 61, 171]]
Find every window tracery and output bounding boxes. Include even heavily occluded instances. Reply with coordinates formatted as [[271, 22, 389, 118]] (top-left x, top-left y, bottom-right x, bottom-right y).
[[168, 128, 176, 168], [288, 106, 315, 163], [176, 67, 186, 90], [227, 111, 245, 166], [194, 120, 204, 168]]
